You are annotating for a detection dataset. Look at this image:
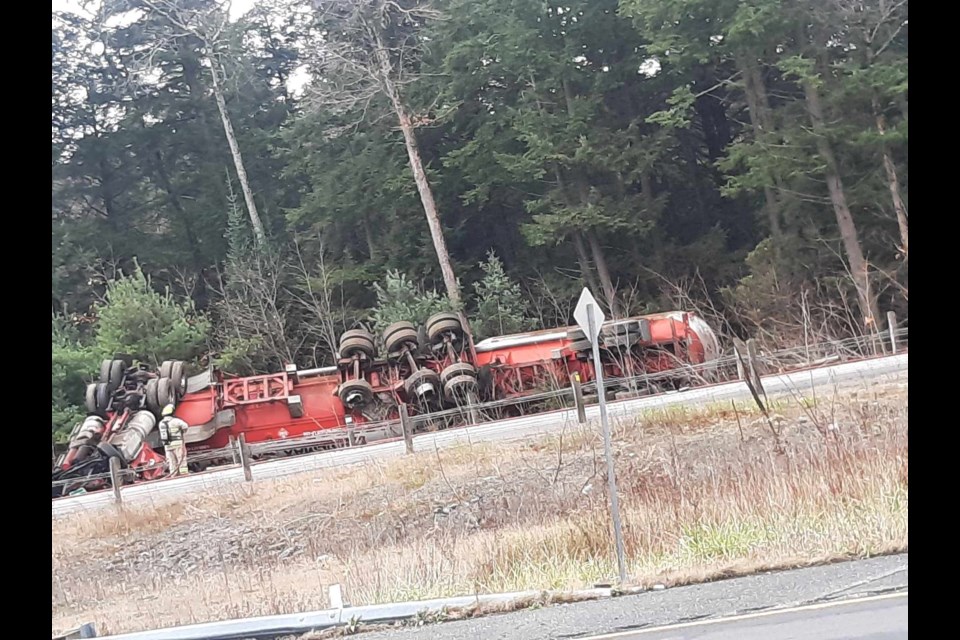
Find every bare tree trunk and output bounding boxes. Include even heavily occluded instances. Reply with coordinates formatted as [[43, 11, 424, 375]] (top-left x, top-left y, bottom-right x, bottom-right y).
[[802, 78, 880, 328], [737, 55, 783, 240], [872, 97, 908, 258], [560, 79, 620, 315], [374, 48, 461, 309], [152, 149, 204, 275], [361, 212, 378, 261], [556, 163, 601, 295], [209, 62, 266, 244], [639, 171, 655, 215], [572, 231, 601, 296], [586, 231, 621, 318], [393, 108, 462, 309]]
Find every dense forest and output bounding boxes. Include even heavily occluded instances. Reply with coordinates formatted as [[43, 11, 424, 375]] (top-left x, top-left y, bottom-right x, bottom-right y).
[[52, 0, 908, 441]]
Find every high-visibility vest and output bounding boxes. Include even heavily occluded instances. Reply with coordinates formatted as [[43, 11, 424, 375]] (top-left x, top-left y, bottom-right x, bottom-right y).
[[160, 417, 187, 443]]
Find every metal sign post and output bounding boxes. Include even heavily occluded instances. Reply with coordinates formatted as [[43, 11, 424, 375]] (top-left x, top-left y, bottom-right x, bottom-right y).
[[574, 288, 627, 585]]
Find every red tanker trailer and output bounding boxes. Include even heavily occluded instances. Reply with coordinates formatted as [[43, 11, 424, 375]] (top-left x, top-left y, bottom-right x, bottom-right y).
[[52, 310, 719, 497]]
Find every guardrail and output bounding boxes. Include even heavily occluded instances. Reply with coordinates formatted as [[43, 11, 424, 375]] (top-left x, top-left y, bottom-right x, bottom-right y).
[[91, 585, 616, 640], [53, 623, 96, 640], [52, 326, 907, 502]]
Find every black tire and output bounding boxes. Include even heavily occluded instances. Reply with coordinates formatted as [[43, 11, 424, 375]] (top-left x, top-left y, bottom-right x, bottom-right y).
[[85, 383, 98, 414], [145, 378, 160, 413], [99, 359, 113, 385], [404, 368, 441, 400], [159, 360, 174, 379], [339, 329, 376, 359], [169, 361, 186, 397], [426, 312, 463, 343], [338, 379, 374, 409], [383, 321, 420, 355], [94, 382, 112, 415], [157, 377, 176, 408], [440, 362, 476, 386], [443, 374, 478, 403], [108, 359, 125, 391]]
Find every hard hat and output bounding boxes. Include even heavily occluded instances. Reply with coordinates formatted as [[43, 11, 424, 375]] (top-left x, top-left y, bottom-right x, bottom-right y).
[[161, 404, 175, 416]]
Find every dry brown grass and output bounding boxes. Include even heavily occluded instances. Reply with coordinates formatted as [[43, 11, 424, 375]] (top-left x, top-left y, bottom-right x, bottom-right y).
[[52, 381, 907, 636]]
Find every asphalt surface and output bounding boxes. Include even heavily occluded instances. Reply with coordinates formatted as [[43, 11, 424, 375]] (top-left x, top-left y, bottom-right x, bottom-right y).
[[577, 593, 907, 639], [354, 554, 908, 640], [52, 354, 908, 517]]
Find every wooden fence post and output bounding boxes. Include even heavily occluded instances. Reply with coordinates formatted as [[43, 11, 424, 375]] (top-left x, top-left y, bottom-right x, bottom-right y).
[[399, 403, 414, 454], [746, 339, 767, 401], [731, 338, 747, 382], [238, 433, 253, 482], [109, 456, 123, 505], [570, 373, 587, 424]]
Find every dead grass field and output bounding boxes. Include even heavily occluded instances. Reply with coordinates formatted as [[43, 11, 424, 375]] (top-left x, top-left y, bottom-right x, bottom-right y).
[[52, 380, 907, 636]]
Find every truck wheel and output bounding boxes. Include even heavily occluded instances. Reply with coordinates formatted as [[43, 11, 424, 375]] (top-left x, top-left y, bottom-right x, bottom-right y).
[[383, 321, 419, 356], [338, 379, 374, 409], [157, 377, 176, 408], [440, 362, 476, 386], [404, 368, 441, 403], [169, 361, 186, 397], [99, 359, 113, 385], [426, 312, 463, 344], [94, 382, 112, 415], [443, 374, 478, 403], [85, 383, 98, 414], [339, 329, 376, 359], [145, 378, 160, 413], [108, 359, 125, 391]]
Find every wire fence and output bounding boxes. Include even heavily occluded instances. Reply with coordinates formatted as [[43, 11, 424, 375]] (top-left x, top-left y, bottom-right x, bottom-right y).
[[52, 326, 907, 498]]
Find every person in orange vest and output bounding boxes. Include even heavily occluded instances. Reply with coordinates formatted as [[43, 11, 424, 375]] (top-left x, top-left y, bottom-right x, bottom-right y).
[[158, 404, 190, 477]]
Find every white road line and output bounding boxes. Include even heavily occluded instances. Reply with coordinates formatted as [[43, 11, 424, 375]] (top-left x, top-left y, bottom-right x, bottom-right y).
[[576, 591, 908, 640]]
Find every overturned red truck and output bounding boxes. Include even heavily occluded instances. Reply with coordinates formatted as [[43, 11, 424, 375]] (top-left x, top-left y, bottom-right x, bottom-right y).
[[52, 310, 720, 497]]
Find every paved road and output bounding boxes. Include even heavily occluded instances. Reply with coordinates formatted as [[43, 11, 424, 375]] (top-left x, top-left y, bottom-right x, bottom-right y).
[[575, 593, 907, 639], [52, 354, 907, 517], [355, 554, 908, 640]]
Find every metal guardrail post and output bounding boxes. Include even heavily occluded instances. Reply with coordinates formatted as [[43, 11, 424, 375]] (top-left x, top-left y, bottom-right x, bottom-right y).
[[109, 456, 123, 506], [238, 433, 253, 482], [570, 372, 587, 424], [399, 403, 414, 454]]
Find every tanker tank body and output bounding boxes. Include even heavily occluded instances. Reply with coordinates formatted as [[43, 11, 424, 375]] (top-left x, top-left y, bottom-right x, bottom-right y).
[[472, 310, 721, 400], [181, 364, 397, 461]]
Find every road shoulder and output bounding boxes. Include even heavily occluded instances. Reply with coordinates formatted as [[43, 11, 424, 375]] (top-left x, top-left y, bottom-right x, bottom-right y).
[[349, 554, 908, 640]]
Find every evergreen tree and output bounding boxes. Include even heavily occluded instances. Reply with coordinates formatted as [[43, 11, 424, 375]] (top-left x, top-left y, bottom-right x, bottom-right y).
[[472, 252, 531, 339]]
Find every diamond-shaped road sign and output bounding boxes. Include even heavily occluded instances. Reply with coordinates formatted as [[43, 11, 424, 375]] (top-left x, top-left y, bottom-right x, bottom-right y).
[[574, 287, 606, 343]]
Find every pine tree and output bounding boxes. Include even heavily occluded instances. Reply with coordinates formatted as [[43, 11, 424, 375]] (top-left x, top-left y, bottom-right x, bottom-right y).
[[472, 251, 530, 339]]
